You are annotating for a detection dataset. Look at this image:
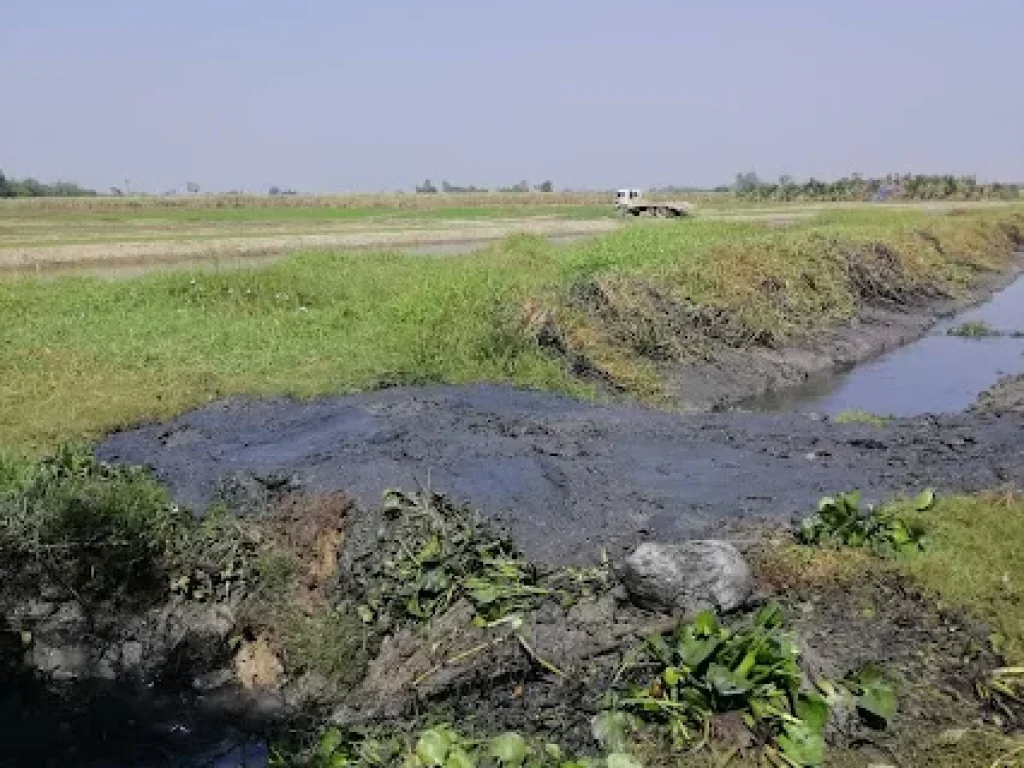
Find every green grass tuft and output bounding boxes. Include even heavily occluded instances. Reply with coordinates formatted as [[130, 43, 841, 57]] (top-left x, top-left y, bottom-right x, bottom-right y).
[[903, 492, 1024, 664], [0, 447, 186, 603], [946, 320, 1001, 337], [834, 410, 889, 426]]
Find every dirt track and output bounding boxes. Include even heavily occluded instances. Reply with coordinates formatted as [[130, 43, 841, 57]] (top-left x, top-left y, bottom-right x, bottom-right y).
[[0, 218, 619, 272], [97, 384, 1024, 565]]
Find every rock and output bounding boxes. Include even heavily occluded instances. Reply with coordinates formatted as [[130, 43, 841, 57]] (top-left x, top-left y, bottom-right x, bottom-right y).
[[234, 637, 283, 690], [29, 644, 89, 679], [120, 640, 144, 668], [9, 599, 57, 622], [620, 541, 752, 614]]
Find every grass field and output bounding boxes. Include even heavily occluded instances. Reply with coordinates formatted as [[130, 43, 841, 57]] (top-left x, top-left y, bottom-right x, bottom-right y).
[[0, 202, 613, 228], [5, 194, 1019, 268], [0, 200, 617, 261], [0, 191, 614, 214], [1, 204, 1021, 451]]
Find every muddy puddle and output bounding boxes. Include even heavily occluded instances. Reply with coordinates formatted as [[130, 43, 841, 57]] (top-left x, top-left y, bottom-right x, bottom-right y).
[[745, 273, 1024, 416], [97, 385, 1024, 566]]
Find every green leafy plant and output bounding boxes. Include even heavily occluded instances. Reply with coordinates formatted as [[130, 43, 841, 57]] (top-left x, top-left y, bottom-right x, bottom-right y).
[[353, 490, 609, 629], [299, 724, 635, 768], [845, 664, 897, 724], [796, 490, 935, 553], [169, 504, 261, 602], [608, 604, 827, 766]]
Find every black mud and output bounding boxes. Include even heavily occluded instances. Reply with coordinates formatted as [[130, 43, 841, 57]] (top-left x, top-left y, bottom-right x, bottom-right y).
[[972, 373, 1024, 415], [97, 384, 1024, 565]]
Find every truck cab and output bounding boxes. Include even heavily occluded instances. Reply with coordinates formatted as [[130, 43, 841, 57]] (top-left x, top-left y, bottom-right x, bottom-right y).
[[615, 189, 643, 210]]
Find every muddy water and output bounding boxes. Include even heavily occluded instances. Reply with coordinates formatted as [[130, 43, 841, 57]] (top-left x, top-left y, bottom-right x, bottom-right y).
[[748, 273, 1024, 416]]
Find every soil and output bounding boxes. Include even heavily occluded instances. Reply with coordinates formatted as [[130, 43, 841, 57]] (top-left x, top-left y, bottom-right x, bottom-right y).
[[8, 423, 1024, 765], [972, 374, 1024, 415], [753, 555, 1022, 767], [98, 384, 1024, 567]]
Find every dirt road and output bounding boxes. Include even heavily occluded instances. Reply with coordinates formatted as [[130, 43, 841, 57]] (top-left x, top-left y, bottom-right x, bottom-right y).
[[98, 383, 1024, 565]]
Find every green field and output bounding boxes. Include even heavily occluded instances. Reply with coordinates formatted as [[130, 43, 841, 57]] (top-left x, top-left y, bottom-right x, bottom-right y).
[[0, 202, 613, 227]]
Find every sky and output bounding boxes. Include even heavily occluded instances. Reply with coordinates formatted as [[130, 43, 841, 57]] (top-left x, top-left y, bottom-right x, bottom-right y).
[[4, 0, 1023, 194]]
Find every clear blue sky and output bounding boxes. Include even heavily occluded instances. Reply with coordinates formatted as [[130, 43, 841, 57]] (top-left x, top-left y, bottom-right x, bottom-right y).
[[4, 0, 1023, 193]]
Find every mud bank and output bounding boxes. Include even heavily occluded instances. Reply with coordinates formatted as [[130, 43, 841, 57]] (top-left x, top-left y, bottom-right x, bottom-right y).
[[972, 374, 1024, 415], [98, 384, 1024, 565], [668, 255, 1024, 411]]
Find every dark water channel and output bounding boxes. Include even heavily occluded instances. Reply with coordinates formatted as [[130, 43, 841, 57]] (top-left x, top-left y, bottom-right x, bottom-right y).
[[746, 273, 1024, 416]]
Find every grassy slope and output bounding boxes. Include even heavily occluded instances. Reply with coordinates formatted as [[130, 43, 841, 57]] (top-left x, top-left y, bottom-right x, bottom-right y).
[[904, 492, 1024, 664], [1, 208, 1022, 451]]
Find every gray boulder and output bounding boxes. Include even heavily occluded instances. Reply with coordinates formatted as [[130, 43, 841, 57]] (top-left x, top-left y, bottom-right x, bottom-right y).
[[621, 541, 752, 614]]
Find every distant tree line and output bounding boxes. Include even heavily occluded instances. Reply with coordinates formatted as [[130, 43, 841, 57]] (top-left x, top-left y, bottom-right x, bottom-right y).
[[0, 170, 97, 198], [731, 172, 1020, 202], [415, 179, 554, 194]]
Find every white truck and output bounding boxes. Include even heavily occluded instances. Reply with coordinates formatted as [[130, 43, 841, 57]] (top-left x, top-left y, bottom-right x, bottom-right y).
[[614, 189, 693, 218]]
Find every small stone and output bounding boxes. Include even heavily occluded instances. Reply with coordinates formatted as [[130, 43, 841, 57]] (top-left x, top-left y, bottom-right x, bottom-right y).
[[234, 637, 283, 690], [609, 584, 630, 603], [620, 541, 753, 615], [121, 641, 144, 668], [937, 728, 969, 746], [193, 667, 235, 692], [11, 600, 57, 622], [31, 644, 89, 678]]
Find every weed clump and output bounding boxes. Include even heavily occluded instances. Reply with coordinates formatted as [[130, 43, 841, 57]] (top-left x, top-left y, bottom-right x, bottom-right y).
[[0, 446, 186, 604], [347, 489, 610, 632], [834, 410, 889, 427], [608, 605, 831, 766], [947, 320, 1001, 338], [797, 490, 934, 554]]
